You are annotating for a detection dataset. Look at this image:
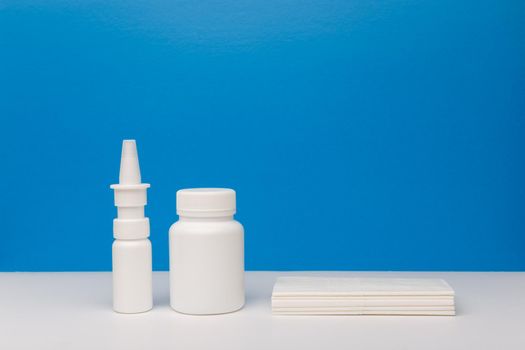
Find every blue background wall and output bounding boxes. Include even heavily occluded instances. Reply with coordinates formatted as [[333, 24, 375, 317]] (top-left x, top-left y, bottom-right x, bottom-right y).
[[1, 0, 524, 271]]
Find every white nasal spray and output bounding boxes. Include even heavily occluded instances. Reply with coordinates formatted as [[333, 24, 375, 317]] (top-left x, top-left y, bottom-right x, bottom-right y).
[[110, 140, 153, 313]]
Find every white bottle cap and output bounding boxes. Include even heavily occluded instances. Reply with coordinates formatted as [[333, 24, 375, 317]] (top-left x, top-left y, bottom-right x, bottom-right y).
[[177, 188, 236, 217], [119, 139, 142, 184]]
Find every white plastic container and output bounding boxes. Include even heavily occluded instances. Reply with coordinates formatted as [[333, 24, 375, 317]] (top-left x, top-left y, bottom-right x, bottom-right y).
[[169, 188, 245, 315], [112, 239, 152, 313], [110, 140, 153, 313]]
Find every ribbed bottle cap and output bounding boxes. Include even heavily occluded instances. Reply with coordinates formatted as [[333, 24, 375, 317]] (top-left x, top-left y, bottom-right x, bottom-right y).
[[177, 188, 236, 217]]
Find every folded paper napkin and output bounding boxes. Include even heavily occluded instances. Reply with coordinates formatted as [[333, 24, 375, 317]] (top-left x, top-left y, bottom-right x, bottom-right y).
[[272, 277, 455, 316]]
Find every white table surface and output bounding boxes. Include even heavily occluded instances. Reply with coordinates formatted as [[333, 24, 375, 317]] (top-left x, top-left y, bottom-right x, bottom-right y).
[[1, 271, 524, 349]]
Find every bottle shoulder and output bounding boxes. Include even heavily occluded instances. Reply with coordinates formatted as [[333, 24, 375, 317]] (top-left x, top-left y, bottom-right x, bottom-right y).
[[113, 239, 151, 248], [170, 219, 244, 235]]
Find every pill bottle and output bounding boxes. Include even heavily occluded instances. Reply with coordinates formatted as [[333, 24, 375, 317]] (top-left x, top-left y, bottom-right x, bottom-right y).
[[169, 188, 245, 314]]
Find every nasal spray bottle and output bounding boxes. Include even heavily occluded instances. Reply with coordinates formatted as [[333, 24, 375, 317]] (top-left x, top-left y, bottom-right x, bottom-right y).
[[110, 140, 153, 313]]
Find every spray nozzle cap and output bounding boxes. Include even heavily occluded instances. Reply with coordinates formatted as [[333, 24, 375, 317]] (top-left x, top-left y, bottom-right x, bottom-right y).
[[119, 140, 141, 185]]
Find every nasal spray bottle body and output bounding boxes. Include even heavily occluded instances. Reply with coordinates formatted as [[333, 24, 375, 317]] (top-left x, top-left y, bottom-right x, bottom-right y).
[[110, 140, 153, 313]]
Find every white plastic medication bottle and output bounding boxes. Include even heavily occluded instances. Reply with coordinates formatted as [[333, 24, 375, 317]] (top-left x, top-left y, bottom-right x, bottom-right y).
[[169, 188, 245, 314], [110, 140, 153, 313]]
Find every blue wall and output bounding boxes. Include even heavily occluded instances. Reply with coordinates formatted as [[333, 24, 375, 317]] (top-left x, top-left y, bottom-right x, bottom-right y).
[[1, 0, 524, 271]]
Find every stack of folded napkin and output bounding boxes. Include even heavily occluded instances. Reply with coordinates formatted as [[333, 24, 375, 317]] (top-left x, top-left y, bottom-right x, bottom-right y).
[[272, 277, 455, 316]]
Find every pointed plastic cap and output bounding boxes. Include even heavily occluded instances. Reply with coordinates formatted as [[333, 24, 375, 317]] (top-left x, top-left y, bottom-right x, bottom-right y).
[[119, 140, 141, 184]]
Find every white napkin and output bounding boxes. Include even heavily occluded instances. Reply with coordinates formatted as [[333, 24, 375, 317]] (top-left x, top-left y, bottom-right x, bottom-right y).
[[272, 277, 455, 297], [273, 310, 456, 316], [272, 277, 455, 316], [272, 298, 454, 308]]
